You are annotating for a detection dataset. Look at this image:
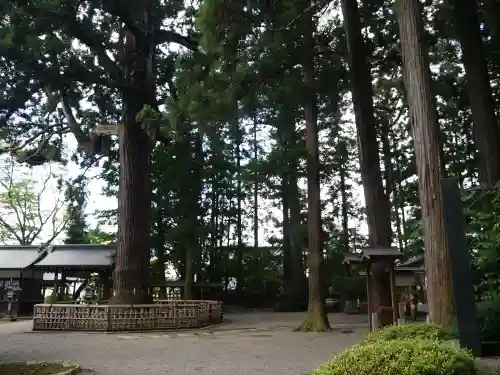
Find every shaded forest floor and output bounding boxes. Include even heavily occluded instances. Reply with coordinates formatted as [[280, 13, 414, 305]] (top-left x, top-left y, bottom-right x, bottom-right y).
[[0, 312, 368, 375]]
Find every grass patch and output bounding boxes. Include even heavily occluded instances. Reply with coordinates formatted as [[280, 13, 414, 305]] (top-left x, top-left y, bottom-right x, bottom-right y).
[[0, 362, 77, 375]]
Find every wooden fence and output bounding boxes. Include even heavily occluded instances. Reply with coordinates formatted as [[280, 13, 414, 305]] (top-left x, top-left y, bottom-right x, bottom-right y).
[[32, 300, 223, 331]]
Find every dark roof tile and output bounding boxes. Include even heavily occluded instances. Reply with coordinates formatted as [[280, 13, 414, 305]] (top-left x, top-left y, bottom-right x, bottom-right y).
[[34, 244, 115, 268], [0, 245, 45, 269]]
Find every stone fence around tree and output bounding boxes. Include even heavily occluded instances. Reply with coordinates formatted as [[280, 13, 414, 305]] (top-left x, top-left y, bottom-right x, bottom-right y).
[[32, 300, 223, 331]]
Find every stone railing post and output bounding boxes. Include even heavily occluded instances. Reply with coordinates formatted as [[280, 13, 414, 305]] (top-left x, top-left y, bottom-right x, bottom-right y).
[[106, 306, 112, 331]]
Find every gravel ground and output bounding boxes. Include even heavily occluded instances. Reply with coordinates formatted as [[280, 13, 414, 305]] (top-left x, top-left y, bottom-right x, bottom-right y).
[[0, 312, 368, 375]]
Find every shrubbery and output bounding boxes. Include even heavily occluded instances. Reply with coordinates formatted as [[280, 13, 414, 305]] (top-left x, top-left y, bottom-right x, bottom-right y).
[[476, 298, 500, 342], [361, 323, 456, 344], [313, 324, 475, 375], [313, 339, 475, 375], [449, 297, 500, 342]]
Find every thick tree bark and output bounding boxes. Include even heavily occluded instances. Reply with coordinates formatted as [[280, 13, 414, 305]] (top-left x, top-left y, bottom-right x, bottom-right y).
[[111, 9, 155, 303], [395, 0, 454, 327], [297, 97, 330, 331], [394, 154, 408, 250], [276, 109, 307, 312], [297, 12, 330, 329], [184, 246, 194, 300], [112, 96, 153, 303], [235, 121, 244, 292], [341, 0, 393, 326], [208, 130, 222, 283], [289, 154, 306, 289], [252, 112, 259, 251], [339, 141, 350, 254], [282, 172, 292, 285], [182, 135, 204, 300], [339, 141, 351, 303], [154, 208, 166, 285], [452, 0, 500, 187]]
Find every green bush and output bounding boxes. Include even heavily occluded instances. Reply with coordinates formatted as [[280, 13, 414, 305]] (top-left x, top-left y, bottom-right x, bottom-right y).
[[361, 323, 456, 344], [313, 339, 475, 375], [476, 298, 500, 342], [450, 297, 500, 342]]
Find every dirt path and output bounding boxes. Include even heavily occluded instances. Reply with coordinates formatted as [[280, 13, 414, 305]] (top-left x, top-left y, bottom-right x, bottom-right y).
[[0, 312, 368, 375]]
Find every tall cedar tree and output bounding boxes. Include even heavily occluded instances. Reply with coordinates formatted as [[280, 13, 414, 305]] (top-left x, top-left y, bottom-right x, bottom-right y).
[[451, 0, 500, 186], [296, 3, 330, 332], [395, 0, 454, 326], [341, 0, 393, 326]]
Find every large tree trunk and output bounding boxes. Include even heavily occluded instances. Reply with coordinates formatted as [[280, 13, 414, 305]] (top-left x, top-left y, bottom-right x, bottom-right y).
[[276, 109, 307, 312], [235, 120, 244, 292], [113, 96, 153, 303], [111, 6, 156, 303], [252, 111, 259, 251], [341, 0, 393, 326], [339, 142, 350, 254], [296, 10, 330, 330], [289, 145, 307, 298], [395, 0, 454, 327], [297, 98, 330, 331], [282, 171, 292, 286], [182, 135, 204, 300], [153, 207, 167, 285], [452, 0, 500, 187]]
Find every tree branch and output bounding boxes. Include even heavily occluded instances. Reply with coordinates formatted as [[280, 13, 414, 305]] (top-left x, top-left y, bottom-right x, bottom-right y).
[[269, 0, 332, 32], [27, 166, 54, 244], [60, 92, 93, 153], [64, 17, 124, 82], [155, 30, 198, 50], [0, 217, 24, 245], [101, 0, 198, 51]]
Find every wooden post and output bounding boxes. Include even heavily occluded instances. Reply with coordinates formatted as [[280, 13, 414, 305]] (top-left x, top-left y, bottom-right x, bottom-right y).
[[389, 265, 398, 323], [441, 177, 481, 357], [366, 264, 373, 331]]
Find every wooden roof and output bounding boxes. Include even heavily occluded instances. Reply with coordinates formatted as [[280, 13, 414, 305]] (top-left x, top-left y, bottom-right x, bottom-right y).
[[342, 253, 363, 264], [361, 247, 402, 260], [34, 244, 115, 269], [399, 254, 425, 267], [0, 245, 46, 269]]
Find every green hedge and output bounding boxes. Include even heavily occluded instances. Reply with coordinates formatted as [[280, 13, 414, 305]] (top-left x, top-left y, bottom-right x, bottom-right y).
[[361, 323, 456, 344], [476, 298, 500, 342], [313, 339, 475, 375], [449, 297, 500, 342]]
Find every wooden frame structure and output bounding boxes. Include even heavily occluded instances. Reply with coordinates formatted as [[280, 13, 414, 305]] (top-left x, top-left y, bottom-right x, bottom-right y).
[[343, 247, 402, 330], [0, 245, 47, 315]]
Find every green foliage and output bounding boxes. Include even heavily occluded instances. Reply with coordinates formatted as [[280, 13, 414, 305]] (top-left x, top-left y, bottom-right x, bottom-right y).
[[361, 324, 456, 345], [3, 0, 500, 315], [476, 297, 500, 342], [64, 176, 87, 244], [313, 340, 475, 375], [464, 187, 500, 299], [85, 228, 115, 245], [0, 156, 67, 245]]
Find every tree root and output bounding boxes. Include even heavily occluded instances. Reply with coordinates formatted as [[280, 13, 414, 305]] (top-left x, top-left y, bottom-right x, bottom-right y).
[[108, 289, 152, 305], [294, 311, 331, 332]]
